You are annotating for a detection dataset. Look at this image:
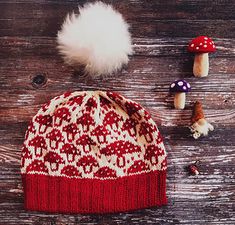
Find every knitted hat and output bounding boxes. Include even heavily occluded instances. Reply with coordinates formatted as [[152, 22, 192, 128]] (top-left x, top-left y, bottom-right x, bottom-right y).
[[21, 91, 167, 213]]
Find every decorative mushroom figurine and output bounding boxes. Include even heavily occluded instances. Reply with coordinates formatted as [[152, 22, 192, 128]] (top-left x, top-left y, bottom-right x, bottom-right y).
[[188, 36, 216, 77], [169, 80, 191, 109]]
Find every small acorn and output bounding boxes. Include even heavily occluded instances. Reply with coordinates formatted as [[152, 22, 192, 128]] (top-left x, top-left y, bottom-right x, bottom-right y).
[[188, 163, 199, 175]]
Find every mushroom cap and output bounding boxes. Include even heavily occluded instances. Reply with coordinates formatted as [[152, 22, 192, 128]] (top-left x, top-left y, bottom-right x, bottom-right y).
[[188, 36, 216, 53], [169, 79, 191, 93]]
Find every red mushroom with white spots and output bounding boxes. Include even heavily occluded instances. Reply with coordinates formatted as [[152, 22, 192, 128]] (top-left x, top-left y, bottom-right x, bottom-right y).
[[44, 152, 64, 171], [144, 144, 164, 165], [127, 160, 150, 174], [26, 159, 48, 173], [76, 134, 96, 153], [77, 155, 98, 174], [125, 101, 142, 119], [60, 143, 79, 162], [61, 165, 81, 177], [46, 129, 64, 149], [91, 125, 111, 143], [77, 113, 95, 132], [122, 118, 138, 137], [100, 140, 141, 167], [188, 36, 216, 77], [28, 135, 47, 157], [103, 111, 122, 130], [53, 107, 71, 126], [62, 123, 79, 142], [21, 145, 32, 167], [35, 114, 53, 133], [139, 122, 155, 143], [94, 166, 117, 178]]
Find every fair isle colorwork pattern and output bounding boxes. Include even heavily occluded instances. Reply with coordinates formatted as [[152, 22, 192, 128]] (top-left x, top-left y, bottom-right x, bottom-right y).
[[21, 91, 167, 213]]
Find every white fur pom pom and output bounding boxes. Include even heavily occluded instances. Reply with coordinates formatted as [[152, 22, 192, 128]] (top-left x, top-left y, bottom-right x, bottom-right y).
[[57, 1, 133, 76]]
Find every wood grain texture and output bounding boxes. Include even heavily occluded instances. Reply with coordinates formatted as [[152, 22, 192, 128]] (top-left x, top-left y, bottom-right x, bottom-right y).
[[0, 0, 235, 224]]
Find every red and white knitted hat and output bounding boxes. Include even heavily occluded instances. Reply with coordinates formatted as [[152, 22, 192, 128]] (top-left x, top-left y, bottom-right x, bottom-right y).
[[21, 91, 167, 213]]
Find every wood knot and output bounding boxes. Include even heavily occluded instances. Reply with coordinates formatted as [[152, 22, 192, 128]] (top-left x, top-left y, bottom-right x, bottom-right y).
[[32, 73, 47, 88]]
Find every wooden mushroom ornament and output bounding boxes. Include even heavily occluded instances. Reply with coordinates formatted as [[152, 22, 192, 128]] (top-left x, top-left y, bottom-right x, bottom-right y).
[[170, 80, 191, 109], [190, 101, 214, 139], [188, 36, 216, 77]]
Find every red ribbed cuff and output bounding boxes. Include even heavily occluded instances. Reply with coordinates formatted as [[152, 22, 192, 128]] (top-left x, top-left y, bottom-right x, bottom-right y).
[[22, 171, 167, 214]]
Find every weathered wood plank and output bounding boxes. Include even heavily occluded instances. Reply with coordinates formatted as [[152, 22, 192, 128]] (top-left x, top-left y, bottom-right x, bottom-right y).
[[1, 0, 235, 38]]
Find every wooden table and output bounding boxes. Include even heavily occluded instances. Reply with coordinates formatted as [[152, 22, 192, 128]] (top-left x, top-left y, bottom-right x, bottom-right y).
[[0, 1, 234, 224]]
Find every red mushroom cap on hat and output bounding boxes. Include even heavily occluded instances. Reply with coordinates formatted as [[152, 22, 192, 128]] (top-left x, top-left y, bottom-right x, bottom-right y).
[[44, 152, 64, 164], [94, 166, 117, 178], [61, 165, 81, 177], [188, 36, 216, 53], [128, 160, 150, 174], [26, 159, 48, 173]]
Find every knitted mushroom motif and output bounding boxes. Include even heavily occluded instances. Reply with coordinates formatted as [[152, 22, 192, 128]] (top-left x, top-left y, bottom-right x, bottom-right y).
[[26, 159, 48, 173], [76, 134, 96, 153], [60, 143, 79, 162], [156, 133, 163, 144], [53, 107, 71, 126], [77, 155, 99, 174], [35, 114, 53, 133], [68, 95, 84, 106], [77, 113, 95, 132], [125, 101, 142, 119], [46, 129, 64, 149], [62, 123, 79, 142], [100, 95, 112, 110], [41, 100, 51, 112], [139, 122, 155, 143], [94, 166, 117, 178], [127, 160, 150, 175], [144, 144, 164, 165], [161, 158, 167, 170], [25, 121, 36, 139], [61, 165, 81, 177], [100, 140, 141, 168], [44, 152, 64, 171], [106, 91, 124, 108], [103, 111, 122, 130], [91, 125, 111, 143], [122, 118, 138, 137], [28, 135, 47, 157], [21, 145, 32, 167], [188, 36, 216, 77], [85, 97, 97, 112], [63, 91, 72, 98]]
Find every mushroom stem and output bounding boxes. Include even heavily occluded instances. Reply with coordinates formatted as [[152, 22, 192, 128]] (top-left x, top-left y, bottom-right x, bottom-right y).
[[193, 53, 209, 77], [174, 92, 186, 109]]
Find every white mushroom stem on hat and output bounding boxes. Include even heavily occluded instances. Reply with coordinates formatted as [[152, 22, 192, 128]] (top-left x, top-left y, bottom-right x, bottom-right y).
[[174, 92, 186, 109], [193, 53, 209, 77]]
